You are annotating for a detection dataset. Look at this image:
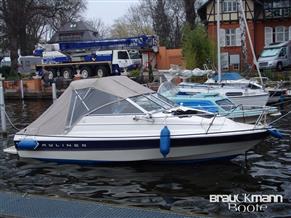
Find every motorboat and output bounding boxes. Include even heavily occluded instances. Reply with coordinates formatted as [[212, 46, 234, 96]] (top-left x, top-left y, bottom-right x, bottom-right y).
[[158, 82, 280, 124], [250, 77, 288, 104], [177, 82, 269, 107], [5, 76, 273, 162], [206, 72, 287, 104]]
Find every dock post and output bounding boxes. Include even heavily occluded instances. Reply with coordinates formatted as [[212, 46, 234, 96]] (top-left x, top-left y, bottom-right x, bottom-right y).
[[0, 81, 7, 136], [52, 82, 57, 102], [20, 80, 24, 99]]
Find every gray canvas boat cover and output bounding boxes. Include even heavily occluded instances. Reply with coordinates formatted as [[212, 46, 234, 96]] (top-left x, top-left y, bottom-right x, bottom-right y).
[[19, 76, 154, 135]]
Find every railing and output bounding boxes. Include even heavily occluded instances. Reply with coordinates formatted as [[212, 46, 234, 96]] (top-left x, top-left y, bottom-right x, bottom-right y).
[[206, 114, 217, 134], [254, 108, 267, 129], [264, 7, 291, 19]]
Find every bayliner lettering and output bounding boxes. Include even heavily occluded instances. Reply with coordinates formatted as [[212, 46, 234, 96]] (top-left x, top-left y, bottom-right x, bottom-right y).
[[41, 143, 87, 148], [209, 194, 283, 212]]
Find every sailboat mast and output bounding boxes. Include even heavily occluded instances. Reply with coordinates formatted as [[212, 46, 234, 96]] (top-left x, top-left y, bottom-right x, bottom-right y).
[[216, 0, 221, 83], [238, 0, 264, 86]]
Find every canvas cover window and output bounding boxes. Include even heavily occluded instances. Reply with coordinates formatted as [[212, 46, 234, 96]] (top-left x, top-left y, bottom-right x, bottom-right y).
[[66, 88, 119, 129], [130, 94, 174, 112], [90, 99, 143, 115]]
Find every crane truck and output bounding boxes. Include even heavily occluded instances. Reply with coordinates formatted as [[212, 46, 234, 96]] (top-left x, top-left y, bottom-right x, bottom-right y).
[[18, 35, 158, 79]]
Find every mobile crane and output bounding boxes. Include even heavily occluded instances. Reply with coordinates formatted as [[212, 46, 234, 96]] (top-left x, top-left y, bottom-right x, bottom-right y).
[[18, 35, 158, 79]]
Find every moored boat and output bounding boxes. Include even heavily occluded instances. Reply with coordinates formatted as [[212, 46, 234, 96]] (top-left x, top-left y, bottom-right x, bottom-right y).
[[177, 82, 269, 107], [5, 76, 272, 162]]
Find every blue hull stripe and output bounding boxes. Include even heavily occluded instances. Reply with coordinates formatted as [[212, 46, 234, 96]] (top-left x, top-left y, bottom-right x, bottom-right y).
[[15, 131, 269, 151]]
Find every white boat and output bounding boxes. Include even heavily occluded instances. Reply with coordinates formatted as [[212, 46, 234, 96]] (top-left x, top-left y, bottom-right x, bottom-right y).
[[206, 72, 287, 104], [177, 82, 269, 107], [5, 76, 271, 162]]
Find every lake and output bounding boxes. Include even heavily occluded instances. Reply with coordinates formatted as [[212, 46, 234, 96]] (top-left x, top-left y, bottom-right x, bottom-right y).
[[0, 99, 290, 217]]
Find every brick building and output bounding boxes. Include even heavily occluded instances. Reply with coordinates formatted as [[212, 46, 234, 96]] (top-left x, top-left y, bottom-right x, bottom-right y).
[[198, 0, 291, 71]]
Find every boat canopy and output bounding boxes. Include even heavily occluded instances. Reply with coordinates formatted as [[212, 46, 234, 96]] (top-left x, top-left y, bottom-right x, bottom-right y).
[[19, 76, 154, 135], [211, 72, 243, 81]]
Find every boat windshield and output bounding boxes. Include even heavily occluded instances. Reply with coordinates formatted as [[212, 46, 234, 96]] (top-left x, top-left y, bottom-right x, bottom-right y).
[[157, 81, 179, 97], [260, 48, 281, 58], [130, 93, 175, 112], [215, 99, 236, 111]]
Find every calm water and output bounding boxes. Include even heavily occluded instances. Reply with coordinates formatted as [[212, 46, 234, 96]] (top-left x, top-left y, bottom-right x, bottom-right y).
[[0, 100, 290, 217]]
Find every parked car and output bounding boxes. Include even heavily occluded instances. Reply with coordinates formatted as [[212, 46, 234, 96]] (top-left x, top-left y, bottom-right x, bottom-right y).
[[258, 41, 291, 71]]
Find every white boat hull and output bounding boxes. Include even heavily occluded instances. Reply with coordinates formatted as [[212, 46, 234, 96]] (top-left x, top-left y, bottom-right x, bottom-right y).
[[14, 140, 260, 162], [12, 126, 268, 162], [228, 93, 270, 107]]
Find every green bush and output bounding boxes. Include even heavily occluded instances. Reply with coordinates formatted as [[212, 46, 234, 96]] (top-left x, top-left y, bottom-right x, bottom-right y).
[[182, 25, 216, 69], [129, 69, 140, 78], [0, 66, 11, 77], [0, 66, 20, 80]]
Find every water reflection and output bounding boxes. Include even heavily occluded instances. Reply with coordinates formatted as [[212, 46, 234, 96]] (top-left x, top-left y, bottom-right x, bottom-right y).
[[0, 99, 290, 217]]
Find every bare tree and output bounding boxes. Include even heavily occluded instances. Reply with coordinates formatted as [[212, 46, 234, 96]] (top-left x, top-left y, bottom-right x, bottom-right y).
[[184, 0, 196, 30], [110, 19, 131, 38], [140, 0, 186, 48], [0, 0, 85, 73], [110, 3, 154, 38], [145, 0, 171, 47], [85, 17, 109, 38]]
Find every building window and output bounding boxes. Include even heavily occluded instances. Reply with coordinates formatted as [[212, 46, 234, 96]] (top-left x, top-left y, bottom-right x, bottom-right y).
[[221, 52, 229, 70], [222, 0, 237, 13], [229, 54, 240, 71], [225, 29, 236, 46], [285, 27, 289, 41], [275, 26, 286, 42], [264, 0, 290, 18], [264, 27, 273, 45], [273, 0, 289, 8]]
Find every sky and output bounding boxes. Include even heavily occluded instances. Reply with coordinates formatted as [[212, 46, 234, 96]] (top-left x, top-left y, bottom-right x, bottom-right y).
[[86, 0, 139, 26]]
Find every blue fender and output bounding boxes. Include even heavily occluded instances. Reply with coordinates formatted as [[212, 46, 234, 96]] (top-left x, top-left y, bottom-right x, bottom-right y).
[[268, 127, 283, 139], [17, 139, 39, 150], [160, 126, 171, 158]]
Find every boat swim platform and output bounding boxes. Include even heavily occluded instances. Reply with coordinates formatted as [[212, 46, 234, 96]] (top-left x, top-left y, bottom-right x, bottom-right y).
[[0, 191, 199, 218]]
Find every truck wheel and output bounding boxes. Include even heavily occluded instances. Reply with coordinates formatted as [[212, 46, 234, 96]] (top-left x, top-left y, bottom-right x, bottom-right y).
[[47, 69, 55, 80], [277, 62, 283, 71], [42, 71, 53, 84], [80, 67, 91, 79], [62, 68, 72, 80], [96, 66, 109, 78]]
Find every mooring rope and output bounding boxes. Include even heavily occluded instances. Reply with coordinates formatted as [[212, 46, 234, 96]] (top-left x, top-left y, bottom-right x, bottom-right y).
[[268, 111, 291, 126], [0, 108, 21, 131]]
